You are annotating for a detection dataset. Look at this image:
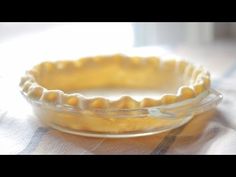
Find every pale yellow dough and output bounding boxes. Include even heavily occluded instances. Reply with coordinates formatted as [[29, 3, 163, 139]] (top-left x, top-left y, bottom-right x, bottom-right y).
[[20, 54, 211, 133]]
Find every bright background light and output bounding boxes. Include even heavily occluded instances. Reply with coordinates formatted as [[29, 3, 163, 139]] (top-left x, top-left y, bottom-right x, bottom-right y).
[[0, 22, 134, 78]]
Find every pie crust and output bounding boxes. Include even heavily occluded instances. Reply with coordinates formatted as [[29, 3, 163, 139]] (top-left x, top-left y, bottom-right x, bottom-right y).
[[19, 54, 211, 134]]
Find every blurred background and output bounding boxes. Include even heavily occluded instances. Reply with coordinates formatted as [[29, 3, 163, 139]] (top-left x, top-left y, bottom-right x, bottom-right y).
[[1, 22, 236, 46], [0, 22, 236, 80]]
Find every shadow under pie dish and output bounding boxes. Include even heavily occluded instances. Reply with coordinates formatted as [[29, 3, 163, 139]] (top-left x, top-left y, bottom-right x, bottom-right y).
[[19, 54, 222, 138]]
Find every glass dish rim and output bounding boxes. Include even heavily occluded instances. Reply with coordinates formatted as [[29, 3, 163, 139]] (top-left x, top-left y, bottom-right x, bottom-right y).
[[20, 88, 223, 119]]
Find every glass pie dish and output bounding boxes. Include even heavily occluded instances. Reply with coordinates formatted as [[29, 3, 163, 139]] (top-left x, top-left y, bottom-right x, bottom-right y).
[[19, 54, 223, 138]]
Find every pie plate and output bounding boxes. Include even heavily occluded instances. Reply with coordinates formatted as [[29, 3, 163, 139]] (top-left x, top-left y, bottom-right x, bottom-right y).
[[19, 54, 223, 138]]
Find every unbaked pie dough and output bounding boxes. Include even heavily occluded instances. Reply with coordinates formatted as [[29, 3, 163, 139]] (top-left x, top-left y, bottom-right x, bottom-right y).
[[19, 54, 211, 134]]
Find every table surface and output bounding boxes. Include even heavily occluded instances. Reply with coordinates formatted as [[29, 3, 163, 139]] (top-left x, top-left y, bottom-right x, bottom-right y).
[[0, 34, 236, 154]]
